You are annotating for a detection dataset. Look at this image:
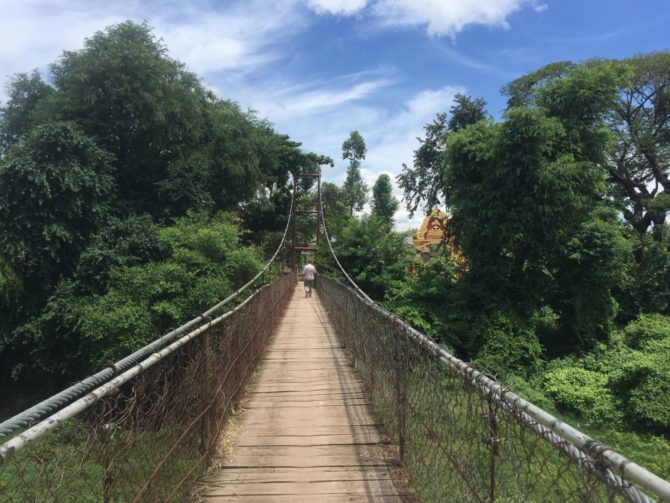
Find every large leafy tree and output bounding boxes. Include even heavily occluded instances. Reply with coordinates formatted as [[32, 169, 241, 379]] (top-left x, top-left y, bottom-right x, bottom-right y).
[[49, 21, 213, 216], [0, 71, 53, 153], [0, 122, 114, 298], [342, 131, 368, 215], [447, 62, 631, 347], [371, 174, 398, 225], [504, 53, 670, 241], [606, 53, 670, 239], [398, 94, 487, 217]]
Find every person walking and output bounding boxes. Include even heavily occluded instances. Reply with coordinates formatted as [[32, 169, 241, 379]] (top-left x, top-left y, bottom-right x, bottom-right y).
[[303, 262, 317, 298]]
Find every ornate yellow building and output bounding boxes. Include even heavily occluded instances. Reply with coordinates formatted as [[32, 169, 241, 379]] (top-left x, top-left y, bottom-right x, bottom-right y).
[[412, 209, 448, 253]]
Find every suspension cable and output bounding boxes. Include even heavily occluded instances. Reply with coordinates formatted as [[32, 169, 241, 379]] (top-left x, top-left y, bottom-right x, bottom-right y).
[[319, 201, 374, 303], [0, 182, 296, 438]]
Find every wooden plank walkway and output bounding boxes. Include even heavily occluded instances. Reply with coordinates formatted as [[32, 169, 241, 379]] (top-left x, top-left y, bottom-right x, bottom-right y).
[[199, 283, 409, 502]]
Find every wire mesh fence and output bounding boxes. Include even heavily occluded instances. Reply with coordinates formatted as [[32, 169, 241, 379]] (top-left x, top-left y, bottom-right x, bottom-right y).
[[0, 273, 293, 502], [317, 274, 668, 503]]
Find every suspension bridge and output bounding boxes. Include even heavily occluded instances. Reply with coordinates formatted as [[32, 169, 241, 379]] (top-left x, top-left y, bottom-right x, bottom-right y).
[[1, 175, 669, 502]]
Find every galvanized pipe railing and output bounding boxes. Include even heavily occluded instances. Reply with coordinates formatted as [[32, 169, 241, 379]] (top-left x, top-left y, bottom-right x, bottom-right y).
[[317, 200, 670, 502], [0, 272, 294, 501], [0, 183, 295, 439], [317, 274, 670, 502]]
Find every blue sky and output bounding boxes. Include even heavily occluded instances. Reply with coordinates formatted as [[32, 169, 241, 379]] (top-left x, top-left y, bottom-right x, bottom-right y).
[[1, 0, 669, 229]]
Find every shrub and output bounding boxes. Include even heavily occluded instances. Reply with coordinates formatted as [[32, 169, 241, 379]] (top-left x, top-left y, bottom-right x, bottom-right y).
[[542, 366, 623, 427], [473, 313, 544, 380], [623, 313, 670, 349]]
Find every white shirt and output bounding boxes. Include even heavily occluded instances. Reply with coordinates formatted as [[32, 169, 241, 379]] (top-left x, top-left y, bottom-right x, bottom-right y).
[[303, 264, 316, 280]]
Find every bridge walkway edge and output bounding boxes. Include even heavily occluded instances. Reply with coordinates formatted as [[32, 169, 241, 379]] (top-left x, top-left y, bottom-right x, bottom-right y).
[[197, 283, 414, 502]]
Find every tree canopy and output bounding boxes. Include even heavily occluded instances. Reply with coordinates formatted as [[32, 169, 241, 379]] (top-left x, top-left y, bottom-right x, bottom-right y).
[[341, 131, 368, 215], [0, 21, 326, 393], [397, 94, 487, 217], [371, 174, 398, 225]]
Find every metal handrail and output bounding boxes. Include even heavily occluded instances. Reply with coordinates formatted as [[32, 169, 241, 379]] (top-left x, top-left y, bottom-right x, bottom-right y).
[[318, 206, 670, 502], [0, 182, 295, 438]]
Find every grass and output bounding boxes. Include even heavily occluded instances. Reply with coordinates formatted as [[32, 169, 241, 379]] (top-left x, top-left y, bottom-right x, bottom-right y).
[[351, 350, 646, 502], [0, 417, 206, 502]]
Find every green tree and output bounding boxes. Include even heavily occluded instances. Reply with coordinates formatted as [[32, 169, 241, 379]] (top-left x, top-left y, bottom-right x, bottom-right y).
[[504, 53, 670, 242], [606, 53, 670, 240], [316, 215, 412, 301], [342, 131, 368, 215], [320, 182, 350, 235], [3, 213, 261, 385], [49, 21, 213, 216], [398, 94, 487, 218], [446, 62, 631, 347], [0, 71, 53, 153], [342, 130, 367, 168], [371, 174, 398, 225], [448, 94, 488, 133], [0, 122, 114, 296]]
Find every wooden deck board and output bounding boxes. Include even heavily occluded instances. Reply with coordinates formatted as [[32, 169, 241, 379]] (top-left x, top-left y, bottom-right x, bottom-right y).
[[199, 285, 410, 502]]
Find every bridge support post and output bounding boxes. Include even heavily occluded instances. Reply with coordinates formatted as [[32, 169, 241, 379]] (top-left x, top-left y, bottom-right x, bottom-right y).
[[200, 330, 212, 457], [488, 400, 499, 503], [291, 178, 298, 283], [394, 329, 409, 462]]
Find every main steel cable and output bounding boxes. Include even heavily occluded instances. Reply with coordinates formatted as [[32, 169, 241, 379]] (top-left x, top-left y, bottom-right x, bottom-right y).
[[0, 182, 296, 438], [318, 201, 374, 303], [318, 205, 670, 501], [0, 278, 279, 463]]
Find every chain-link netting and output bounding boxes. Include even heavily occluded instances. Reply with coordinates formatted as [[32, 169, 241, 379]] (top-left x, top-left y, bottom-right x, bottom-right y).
[[317, 275, 666, 503], [0, 273, 293, 502]]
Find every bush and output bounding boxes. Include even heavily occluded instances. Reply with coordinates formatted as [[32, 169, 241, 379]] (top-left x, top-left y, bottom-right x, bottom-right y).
[[543, 366, 623, 427], [613, 339, 670, 431], [6, 213, 261, 381], [472, 313, 544, 380], [623, 313, 670, 349]]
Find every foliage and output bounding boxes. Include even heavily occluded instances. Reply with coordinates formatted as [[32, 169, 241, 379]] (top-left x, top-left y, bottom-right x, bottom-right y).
[[2, 214, 261, 385], [623, 312, 670, 348], [445, 64, 630, 347], [543, 366, 623, 427], [397, 94, 487, 218], [316, 215, 412, 301], [387, 252, 464, 346], [0, 71, 53, 152], [371, 174, 398, 225], [472, 314, 544, 380], [321, 182, 350, 234], [534, 314, 670, 433], [48, 22, 212, 217], [0, 257, 21, 307], [73, 215, 165, 294], [505, 54, 670, 241], [342, 131, 368, 215], [342, 130, 367, 169], [0, 21, 329, 392], [0, 122, 114, 298], [605, 53, 670, 239]]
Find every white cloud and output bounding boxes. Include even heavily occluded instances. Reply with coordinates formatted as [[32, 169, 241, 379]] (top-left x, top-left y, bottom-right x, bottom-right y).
[[372, 0, 530, 36], [152, 2, 303, 75], [306, 0, 368, 15], [283, 79, 393, 114], [303, 0, 544, 37], [0, 0, 302, 95]]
